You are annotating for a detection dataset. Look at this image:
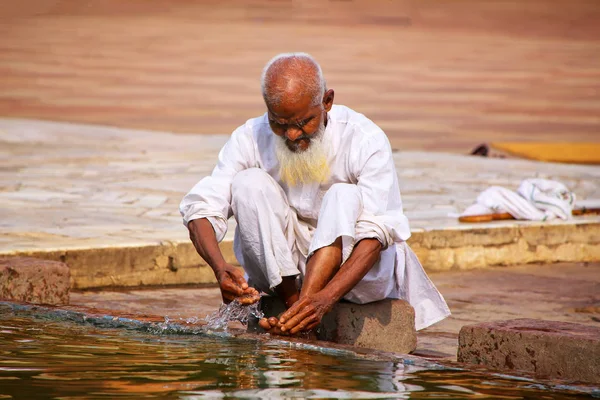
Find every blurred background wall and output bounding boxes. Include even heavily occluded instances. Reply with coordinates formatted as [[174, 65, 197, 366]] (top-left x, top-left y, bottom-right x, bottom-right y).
[[0, 0, 598, 152]]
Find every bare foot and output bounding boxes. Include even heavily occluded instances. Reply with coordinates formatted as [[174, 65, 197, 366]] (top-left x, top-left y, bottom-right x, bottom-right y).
[[275, 275, 300, 308], [258, 316, 318, 338], [258, 316, 289, 336]]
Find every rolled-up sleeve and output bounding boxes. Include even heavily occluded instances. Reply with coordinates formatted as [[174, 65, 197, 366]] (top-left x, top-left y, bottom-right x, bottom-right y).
[[351, 131, 411, 248], [179, 125, 255, 242]]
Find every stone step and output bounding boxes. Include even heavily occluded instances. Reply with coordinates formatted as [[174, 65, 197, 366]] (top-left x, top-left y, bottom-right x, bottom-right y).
[[4, 219, 599, 289], [249, 296, 417, 354], [457, 318, 600, 384], [0, 257, 70, 305]]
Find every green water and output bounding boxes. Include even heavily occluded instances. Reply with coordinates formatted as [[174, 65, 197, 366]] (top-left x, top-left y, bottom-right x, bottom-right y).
[[0, 307, 596, 399]]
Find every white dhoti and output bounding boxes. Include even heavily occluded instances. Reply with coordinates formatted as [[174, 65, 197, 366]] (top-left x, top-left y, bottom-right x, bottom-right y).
[[230, 168, 450, 330]]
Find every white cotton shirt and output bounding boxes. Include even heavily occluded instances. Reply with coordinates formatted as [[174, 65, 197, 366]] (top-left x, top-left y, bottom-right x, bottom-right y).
[[180, 104, 411, 246], [180, 104, 451, 330]]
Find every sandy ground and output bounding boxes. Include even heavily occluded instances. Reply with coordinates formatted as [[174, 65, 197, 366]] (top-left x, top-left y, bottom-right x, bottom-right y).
[[70, 261, 600, 361], [1, 0, 599, 152]]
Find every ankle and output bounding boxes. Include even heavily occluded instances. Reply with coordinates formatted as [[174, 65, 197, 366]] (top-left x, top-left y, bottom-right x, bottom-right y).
[[284, 293, 299, 308]]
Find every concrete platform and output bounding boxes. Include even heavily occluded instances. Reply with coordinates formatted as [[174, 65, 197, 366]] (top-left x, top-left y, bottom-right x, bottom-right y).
[[458, 319, 600, 384], [1, 119, 599, 288], [1, 0, 598, 152]]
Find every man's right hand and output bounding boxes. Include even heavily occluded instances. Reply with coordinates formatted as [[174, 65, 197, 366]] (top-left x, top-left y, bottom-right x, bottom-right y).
[[187, 218, 260, 305], [215, 263, 260, 305]]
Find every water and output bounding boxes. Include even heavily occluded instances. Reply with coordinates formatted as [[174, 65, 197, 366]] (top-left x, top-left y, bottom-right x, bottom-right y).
[[203, 300, 264, 331], [0, 306, 597, 399]]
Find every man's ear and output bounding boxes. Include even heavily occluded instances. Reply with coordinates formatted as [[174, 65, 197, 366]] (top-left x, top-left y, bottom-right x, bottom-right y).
[[322, 89, 334, 112]]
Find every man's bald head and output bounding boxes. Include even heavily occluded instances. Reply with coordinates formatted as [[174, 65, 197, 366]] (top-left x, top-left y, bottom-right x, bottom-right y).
[[261, 53, 326, 109]]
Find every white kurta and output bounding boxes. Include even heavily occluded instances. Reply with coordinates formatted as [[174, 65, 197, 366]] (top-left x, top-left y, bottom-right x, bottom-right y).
[[180, 104, 450, 330]]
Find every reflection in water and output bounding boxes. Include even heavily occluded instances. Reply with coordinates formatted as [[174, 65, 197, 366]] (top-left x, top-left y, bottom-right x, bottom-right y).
[[0, 308, 595, 399]]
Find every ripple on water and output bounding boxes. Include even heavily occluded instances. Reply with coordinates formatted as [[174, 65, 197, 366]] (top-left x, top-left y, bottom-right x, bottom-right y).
[[0, 306, 597, 399]]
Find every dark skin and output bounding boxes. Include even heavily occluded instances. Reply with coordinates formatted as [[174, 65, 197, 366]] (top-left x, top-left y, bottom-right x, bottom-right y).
[[258, 237, 382, 336], [188, 218, 260, 305], [188, 67, 383, 335]]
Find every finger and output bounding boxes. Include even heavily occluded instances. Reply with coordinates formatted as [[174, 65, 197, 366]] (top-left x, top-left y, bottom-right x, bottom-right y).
[[237, 296, 252, 305], [238, 294, 260, 305], [268, 317, 279, 327], [279, 299, 307, 324], [242, 287, 259, 296], [221, 280, 244, 297], [304, 321, 319, 331], [258, 318, 271, 330], [290, 315, 318, 335], [281, 307, 314, 332], [266, 325, 289, 336], [258, 318, 288, 336], [243, 291, 261, 303], [229, 269, 248, 289]]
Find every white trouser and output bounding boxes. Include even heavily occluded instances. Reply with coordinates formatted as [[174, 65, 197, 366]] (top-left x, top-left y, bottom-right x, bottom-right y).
[[231, 168, 395, 299], [231, 168, 450, 330]]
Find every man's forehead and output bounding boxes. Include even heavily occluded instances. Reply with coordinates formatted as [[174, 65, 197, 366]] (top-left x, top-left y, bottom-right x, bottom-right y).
[[268, 99, 319, 121], [269, 107, 316, 121]]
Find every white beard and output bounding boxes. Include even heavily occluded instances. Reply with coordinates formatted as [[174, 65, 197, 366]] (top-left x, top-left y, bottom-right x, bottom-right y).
[[275, 121, 330, 186]]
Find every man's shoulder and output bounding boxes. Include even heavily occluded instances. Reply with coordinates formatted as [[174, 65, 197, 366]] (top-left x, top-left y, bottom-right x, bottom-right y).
[[331, 105, 388, 146], [227, 114, 272, 149], [235, 113, 269, 135]]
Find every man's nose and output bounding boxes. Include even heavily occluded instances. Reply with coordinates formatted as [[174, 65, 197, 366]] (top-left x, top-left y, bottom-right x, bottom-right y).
[[285, 126, 303, 142]]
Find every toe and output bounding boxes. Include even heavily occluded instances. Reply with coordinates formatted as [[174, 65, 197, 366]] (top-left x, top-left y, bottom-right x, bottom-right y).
[[258, 318, 271, 330]]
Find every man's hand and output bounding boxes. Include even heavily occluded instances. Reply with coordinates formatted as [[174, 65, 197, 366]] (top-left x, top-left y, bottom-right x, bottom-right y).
[[277, 291, 334, 335], [215, 263, 260, 305]]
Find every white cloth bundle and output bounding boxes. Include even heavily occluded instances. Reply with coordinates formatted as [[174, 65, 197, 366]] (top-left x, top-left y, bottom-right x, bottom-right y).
[[461, 178, 576, 221]]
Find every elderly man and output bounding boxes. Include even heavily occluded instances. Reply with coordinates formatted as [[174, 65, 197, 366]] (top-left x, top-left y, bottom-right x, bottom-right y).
[[180, 53, 450, 335]]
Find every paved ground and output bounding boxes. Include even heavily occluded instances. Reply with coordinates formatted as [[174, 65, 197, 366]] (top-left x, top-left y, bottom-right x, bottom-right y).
[[69, 261, 600, 361], [1, 0, 599, 153], [1, 0, 599, 364], [1, 118, 599, 254]]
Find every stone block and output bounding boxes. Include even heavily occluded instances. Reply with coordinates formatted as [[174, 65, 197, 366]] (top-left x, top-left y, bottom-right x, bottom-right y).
[[249, 296, 417, 354], [0, 257, 70, 305], [458, 319, 600, 384], [17, 241, 223, 289]]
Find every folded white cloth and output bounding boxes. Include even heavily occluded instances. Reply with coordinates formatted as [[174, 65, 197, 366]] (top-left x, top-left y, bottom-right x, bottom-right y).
[[461, 178, 576, 221]]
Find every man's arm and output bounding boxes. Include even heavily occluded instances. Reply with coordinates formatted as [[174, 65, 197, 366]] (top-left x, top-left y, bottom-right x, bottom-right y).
[[278, 238, 381, 334], [188, 218, 259, 304]]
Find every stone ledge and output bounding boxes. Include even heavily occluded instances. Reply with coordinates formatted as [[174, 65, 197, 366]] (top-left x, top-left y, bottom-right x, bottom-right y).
[[458, 319, 600, 384], [0, 257, 70, 305], [248, 296, 417, 354], [1, 221, 598, 289], [410, 221, 600, 271], [0, 241, 237, 290]]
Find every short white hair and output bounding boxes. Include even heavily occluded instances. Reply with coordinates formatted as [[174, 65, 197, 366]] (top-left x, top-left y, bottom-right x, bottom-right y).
[[261, 52, 327, 107]]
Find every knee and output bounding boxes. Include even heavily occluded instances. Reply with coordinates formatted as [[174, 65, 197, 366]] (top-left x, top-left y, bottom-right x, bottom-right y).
[[231, 168, 276, 202]]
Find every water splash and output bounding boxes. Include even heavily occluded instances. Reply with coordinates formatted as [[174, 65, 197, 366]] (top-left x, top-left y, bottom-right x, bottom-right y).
[[204, 300, 264, 330]]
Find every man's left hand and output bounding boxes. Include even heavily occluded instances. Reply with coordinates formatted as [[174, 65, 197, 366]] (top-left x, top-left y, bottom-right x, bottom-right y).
[[278, 291, 334, 335]]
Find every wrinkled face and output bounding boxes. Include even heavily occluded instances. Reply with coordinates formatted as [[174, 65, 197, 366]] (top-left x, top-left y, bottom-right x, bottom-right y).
[[267, 89, 334, 152], [268, 104, 324, 152]]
